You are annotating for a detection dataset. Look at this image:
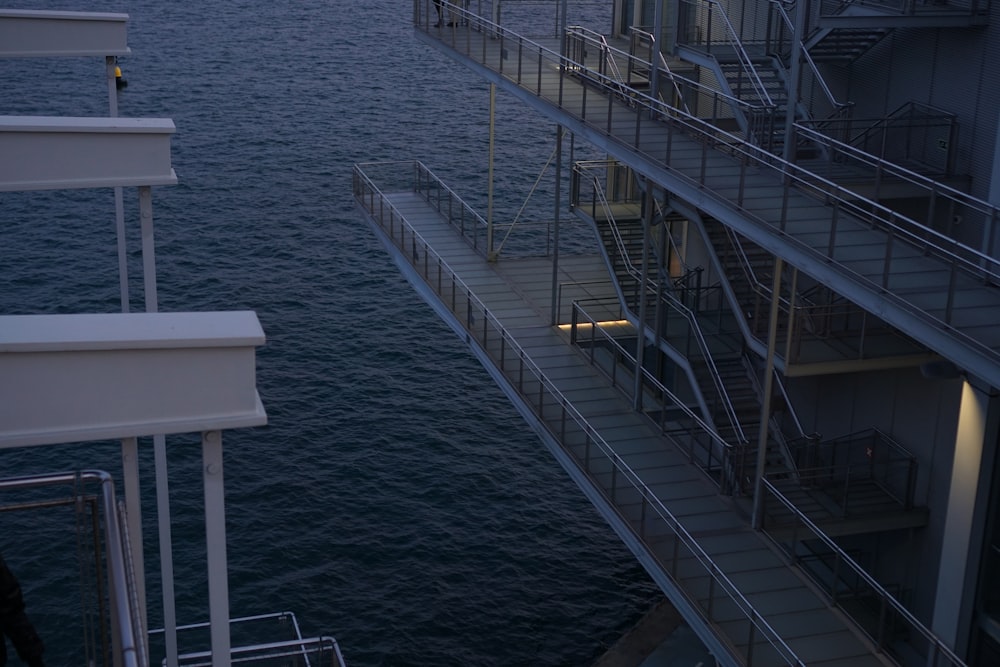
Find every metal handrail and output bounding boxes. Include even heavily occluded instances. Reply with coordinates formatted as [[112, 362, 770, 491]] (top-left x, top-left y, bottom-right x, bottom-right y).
[[768, 0, 853, 116], [793, 122, 997, 244], [149, 612, 345, 667], [678, 0, 773, 106], [0, 471, 142, 667], [570, 21, 775, 143], [354, 157, 806, 666], [570, 301, 738, 479], [565, 25, 646, 108], [422, 12, 1000, 373], [627, 27, 693, 116], [819, 0, 990, 18], [761, 477, 965, 666], [570, 24, 743, 111], [164, 637, 345, 667], [814, 101, 957, 168], [577, 164, 748, 446], [788, 427, 917, 509], [412, 162, 491, 255], [711, 224, 902, 363], [117, 499, 149, 667]]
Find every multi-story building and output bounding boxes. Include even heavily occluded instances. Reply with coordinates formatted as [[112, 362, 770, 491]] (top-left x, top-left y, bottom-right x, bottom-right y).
[[356, 0, 1000, 664]]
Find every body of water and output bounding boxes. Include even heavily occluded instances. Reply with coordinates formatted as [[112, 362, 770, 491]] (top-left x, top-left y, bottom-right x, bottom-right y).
[[0, 1, 661, 665]]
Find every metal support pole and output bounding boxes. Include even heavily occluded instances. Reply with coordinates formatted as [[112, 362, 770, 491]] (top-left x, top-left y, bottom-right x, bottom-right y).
[[110, 54, 145, 663], [781, 0, 808, 165], [634, 182, 654, 411], [202, 430, 232, 667], [753, 257, 783, 529], [107, 56, 130, 312], [487, 83, 497, 262], [550, 126, 563, 325], [650, 0, 664, 110], [559, 0, 569, 42], [139, 187, 158, 311], [155, 433, 178, 667], [139, 185, 179, 666]]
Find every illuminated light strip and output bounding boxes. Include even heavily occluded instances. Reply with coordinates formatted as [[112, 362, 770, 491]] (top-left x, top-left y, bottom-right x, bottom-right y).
[[557, 319, 631, 331]]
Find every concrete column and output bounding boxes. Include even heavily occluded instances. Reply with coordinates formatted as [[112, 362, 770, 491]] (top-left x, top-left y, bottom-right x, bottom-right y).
[[932, 379, 998, 650]]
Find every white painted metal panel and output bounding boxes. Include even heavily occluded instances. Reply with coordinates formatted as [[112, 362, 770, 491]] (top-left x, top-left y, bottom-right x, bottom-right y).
[[0, 9, 129, 57], [0, 116, 177, 191], [0, 312, 267, 448]]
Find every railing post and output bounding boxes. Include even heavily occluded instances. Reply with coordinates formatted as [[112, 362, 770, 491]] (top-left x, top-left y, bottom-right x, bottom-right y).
[[945, 258, 958, 323], [882, 226, 894, 289], [639, 496, 647, 539]]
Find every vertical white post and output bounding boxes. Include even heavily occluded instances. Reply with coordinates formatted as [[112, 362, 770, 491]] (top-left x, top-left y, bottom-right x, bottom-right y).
[[139, 185, 178, 665], [107, 55, 130, 312], [202, 430, 231, 667], [139, 187, 158, 312]]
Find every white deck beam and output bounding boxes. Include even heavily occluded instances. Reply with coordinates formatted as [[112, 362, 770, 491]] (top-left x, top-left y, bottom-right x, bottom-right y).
[[0, 311, 267, 448], [0, 9, 129, 58], [0, 116, 177, 191]]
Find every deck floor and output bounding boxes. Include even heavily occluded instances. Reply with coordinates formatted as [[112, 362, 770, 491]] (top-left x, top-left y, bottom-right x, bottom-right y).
[[363, 189, 890, 667]]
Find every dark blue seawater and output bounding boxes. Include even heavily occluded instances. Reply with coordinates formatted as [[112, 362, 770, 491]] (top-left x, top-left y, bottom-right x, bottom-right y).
[[0, 1, 660, 665]]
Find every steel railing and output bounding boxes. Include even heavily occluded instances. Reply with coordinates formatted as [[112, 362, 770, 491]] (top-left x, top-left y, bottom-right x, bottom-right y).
[[819, 0, 990, 18], [0, 471, 144, 667], [627, 27, 694, 117], [572, 162, 748, 450], [760, 477, 965, 667], [568, 23, 781, 149], [418, 5, 1000, 357], [568, 299, 740, 490], [786, 427, 918, 511], [767, 0, 853, 118], [791, 122, 1000, 252], [354, 158, 806, 666], [677, 0, 773, 107], [149, 613, 345, 667], [707, 222, 914, 365]]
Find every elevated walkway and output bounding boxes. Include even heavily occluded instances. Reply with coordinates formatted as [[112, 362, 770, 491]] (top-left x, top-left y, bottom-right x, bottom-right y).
[[414, 9, 1000, 392], [354, 161, 897, 667]]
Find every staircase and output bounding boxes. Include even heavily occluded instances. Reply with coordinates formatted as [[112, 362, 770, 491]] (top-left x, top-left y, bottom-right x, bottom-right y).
[[704, 218, 776, 336], [803, 26, 891, 62]]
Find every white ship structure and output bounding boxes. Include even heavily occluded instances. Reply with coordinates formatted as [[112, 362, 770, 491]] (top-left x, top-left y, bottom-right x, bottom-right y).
[[1, 9, 344, 667]]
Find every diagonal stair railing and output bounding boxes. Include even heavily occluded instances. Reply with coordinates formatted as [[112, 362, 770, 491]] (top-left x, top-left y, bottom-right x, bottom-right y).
[[767, 0, 854, 129], [573, 163, 751, 461], [677, 0, 773, 107]]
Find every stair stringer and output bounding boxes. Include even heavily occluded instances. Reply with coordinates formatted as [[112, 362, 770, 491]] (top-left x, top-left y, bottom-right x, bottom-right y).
[[571, 206, 721, 436]]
